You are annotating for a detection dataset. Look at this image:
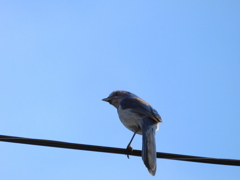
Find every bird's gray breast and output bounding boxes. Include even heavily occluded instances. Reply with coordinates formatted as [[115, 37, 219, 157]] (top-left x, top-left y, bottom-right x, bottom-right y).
[[117, 106, 143, 135]]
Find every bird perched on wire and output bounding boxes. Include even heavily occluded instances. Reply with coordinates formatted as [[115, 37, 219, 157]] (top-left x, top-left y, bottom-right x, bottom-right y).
[[102, 90, 162, 176]]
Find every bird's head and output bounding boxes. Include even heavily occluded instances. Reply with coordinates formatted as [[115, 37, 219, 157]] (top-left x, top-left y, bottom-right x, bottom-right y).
[[102, 90, 136, 108]]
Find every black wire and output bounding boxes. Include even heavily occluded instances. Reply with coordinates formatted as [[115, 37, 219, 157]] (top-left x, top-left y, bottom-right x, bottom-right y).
[[0, 134, 239, 166]]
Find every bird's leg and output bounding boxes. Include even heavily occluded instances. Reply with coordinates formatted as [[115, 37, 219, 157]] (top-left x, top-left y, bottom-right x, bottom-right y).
[[126, 127, 139, 159]]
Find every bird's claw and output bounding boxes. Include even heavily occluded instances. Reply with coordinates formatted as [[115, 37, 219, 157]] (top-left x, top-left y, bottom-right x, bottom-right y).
[[126, 145, 133, 159]]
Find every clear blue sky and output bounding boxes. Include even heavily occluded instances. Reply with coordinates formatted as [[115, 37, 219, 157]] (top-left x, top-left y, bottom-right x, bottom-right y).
[[0, 1, 239, 179]]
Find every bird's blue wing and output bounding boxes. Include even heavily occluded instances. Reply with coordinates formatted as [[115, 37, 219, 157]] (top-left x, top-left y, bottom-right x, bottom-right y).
[[120, 97, 162, 123]]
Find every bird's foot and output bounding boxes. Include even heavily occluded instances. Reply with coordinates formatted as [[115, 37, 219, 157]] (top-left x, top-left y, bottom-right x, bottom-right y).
[[126, 144, 133, 159]]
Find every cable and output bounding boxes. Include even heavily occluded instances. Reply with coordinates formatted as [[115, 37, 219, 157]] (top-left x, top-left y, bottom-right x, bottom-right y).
[[0, 134, 239, 166]]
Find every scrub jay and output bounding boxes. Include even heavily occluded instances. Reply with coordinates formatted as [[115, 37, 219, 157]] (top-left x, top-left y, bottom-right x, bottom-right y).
[[102, 90, 162, 176]]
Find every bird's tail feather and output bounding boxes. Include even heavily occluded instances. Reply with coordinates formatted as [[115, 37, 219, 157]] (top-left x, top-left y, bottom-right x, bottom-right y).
[[141, 117, 157, 176]]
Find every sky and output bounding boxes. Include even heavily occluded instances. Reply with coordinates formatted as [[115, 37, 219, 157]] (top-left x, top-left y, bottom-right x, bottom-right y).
[[0, 1, 240, 179]]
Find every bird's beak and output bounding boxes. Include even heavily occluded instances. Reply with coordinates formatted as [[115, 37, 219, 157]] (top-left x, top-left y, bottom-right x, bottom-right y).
[[102, 97, 110, 102]]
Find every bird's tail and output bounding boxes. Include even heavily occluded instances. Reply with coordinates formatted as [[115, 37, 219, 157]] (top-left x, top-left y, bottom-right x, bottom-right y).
[[141, 117, 157, 176]]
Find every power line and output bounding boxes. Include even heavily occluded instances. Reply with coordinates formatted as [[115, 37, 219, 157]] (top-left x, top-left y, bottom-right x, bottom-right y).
[[0, 134, 239, 166]]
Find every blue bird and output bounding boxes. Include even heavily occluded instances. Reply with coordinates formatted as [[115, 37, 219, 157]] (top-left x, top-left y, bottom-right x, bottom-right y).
[[102, 90, 162, 176]]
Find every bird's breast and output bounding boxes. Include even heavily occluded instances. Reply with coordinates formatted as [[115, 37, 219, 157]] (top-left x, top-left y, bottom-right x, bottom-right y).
[[117, 106, 142, 135]]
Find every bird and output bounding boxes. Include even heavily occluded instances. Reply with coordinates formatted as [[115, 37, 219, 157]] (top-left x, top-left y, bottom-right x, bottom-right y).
[[102, 90, 162, 176]]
